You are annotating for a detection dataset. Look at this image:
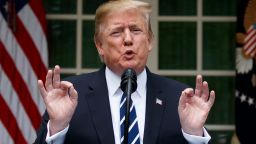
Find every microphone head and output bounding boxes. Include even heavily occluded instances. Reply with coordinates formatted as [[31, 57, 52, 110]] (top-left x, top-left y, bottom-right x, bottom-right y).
[[120, 68, 137, 93]]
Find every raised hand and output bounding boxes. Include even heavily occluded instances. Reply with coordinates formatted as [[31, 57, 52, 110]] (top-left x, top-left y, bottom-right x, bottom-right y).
[[38, 65, 78, 135], [178, 75, 215, 136]]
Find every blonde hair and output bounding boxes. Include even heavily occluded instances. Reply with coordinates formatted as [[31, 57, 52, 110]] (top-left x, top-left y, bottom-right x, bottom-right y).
[[94, 0, 153, 43]]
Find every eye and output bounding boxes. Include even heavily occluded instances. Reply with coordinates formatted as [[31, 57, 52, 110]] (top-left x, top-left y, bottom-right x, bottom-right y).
[[131, 28, 142, 34], [110, 31, 122, 37]]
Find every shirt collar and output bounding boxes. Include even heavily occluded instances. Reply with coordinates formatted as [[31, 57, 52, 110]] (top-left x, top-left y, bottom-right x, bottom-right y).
[[105, 67, 147, 98]]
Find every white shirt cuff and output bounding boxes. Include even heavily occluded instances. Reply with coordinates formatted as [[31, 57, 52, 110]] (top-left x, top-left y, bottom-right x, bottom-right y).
[[182, 127, 211, 144], [45, 121, 69, 144]]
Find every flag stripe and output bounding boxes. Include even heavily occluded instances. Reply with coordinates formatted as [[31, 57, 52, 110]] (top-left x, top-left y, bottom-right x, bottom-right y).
[[246, 42, 256, 55], [0, 94, 27, 144], [0, 44, 45, 114], [14, 16, 47, 81], [250, 49, 256, 57], [0, 1, 48, 143], [244, 31, 256, 44], [244, 26, 255, 42], [0, 66, 37, 143], [244, 35, 256, 55], [0, 42, 41, 129], [0, 12, 46, 83], [244, 24, 256, 57], [244, 33, 256, 50], [0, 14, 45, 114], [19, 5, 48, 66], [0, 121, 14, 144], [28, 0, 47, 34]]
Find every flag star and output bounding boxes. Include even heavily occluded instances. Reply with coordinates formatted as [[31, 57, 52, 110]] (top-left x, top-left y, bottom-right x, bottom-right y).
[[248, 97, 254, 106], [240, 94, 247, 103], [156, 98, 163, 105]]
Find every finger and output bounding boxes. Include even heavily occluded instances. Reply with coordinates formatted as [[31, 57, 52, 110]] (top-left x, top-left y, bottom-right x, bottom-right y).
[[53, 65, 61, 88], [208, 90, 215, 107], [45, 70, 53, 91], [201, 81, 209, 101], [38, 80, 47, 99], [69, 86, 78, 102], [183, 88, 194, 97], [179, 88, 194, 111], [60, 81, 73, 91], [195, 75, 203, 97]]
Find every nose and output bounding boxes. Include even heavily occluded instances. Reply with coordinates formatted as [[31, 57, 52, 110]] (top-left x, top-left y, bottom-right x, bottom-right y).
[[124, 29, 133, 46]]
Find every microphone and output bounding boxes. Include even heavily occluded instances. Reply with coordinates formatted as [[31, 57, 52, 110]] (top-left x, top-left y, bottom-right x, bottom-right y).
[[120, 68, 137, 144], [121, 68, 137, 93]]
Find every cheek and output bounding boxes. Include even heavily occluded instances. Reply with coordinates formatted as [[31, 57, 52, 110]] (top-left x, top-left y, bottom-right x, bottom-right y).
[[138, 40, 151, 54], [102, 46, 121, 62], [104, 37, 123, 48], [107, 41, 124, 55], [100, 40, 116, 54]]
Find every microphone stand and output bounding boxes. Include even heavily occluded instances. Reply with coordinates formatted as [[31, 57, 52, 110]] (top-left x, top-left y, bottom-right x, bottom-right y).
[[124, 78, 132, 144], [121, 68, 137, 144]]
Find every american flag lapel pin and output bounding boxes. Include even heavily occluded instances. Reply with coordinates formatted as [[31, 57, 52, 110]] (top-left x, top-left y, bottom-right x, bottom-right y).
[[156, 98, 163, 106]]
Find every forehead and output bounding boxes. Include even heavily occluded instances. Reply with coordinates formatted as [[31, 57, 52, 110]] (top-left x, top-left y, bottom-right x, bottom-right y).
[[104, 9, 147, 27]]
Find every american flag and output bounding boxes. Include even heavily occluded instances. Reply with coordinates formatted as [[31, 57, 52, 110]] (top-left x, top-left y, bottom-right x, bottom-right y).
[[244, 23, 256, 57], [0, 0, 47, 143], [235, 0, 256, 143]]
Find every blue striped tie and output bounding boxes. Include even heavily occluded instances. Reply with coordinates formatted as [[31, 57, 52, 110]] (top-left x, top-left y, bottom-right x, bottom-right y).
[[120, 93, 140, 144]]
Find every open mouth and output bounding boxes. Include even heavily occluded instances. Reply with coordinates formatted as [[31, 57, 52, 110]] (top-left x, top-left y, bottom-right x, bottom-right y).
[[124, 50, 135, 59]]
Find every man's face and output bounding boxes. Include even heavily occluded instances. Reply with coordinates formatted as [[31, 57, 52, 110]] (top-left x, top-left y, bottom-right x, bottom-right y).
[[95, 9, 153, 75]]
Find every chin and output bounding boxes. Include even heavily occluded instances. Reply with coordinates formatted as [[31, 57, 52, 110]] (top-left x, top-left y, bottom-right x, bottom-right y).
[[123, 67, 144, 75], [121, 64, 136, 70], [119, 61, 143, 73]]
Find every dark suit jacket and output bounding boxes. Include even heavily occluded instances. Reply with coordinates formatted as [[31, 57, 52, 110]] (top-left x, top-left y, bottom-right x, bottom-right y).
[[35, 67, 189, 144]]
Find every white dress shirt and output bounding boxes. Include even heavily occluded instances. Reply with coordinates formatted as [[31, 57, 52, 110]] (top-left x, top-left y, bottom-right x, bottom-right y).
[[105, 67, 147, 144], [45, 67, 211, 144]]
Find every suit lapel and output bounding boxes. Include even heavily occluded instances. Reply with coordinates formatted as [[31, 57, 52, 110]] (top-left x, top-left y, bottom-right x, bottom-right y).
[[143, 70, 166, 144], [86, 67, 115, 144], [84, 67, 166, 144]]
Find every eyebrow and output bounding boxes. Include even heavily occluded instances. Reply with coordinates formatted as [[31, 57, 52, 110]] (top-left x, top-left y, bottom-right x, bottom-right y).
[[111, 23, 140, 29]]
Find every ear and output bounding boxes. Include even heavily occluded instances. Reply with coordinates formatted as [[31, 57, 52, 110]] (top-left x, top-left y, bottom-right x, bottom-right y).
[[148, 35, 154, 52], [94, 36, 104, 56]]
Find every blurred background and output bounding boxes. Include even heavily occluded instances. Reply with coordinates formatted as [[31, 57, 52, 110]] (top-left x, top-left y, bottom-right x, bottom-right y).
[[43, 0, 236, 142], [44, 0, 236, 143], [3, 0, 255, 143]]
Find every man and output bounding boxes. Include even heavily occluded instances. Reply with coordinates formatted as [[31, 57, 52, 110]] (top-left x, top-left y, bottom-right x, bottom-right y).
[[35, 0, 215, 144]]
